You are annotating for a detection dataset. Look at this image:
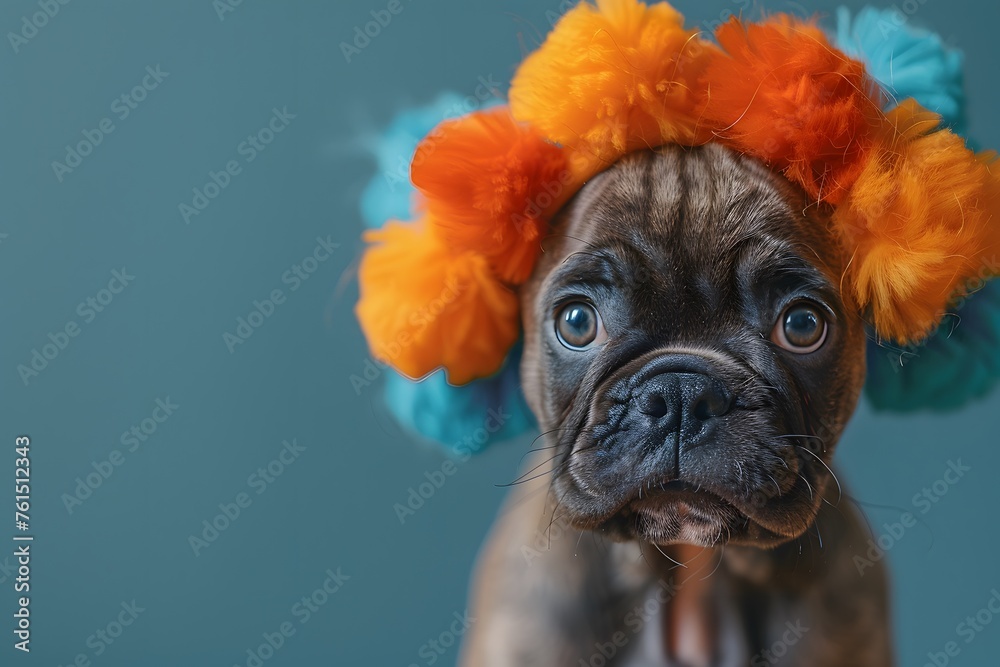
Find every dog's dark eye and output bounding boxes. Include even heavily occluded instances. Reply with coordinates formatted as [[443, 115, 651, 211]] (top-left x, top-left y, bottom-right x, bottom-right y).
[[772, 302, 827, 353], [555, 302, 605, 350]]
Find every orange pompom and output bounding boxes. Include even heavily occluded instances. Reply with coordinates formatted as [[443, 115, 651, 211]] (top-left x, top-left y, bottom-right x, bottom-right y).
[[702, 15, 883, 204], [836, 100, 1000, 343], [355, 219, 521, 385], [509, 0, 715, 166], [411, 107, 568, 284]]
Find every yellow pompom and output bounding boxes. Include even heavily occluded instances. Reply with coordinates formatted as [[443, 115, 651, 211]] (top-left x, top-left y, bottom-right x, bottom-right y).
[[510, 0, 715, 167], [356, 220, 521, 384]]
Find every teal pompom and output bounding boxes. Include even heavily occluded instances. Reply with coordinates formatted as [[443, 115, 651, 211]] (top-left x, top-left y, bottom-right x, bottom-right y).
[[865, 281, 1000, 411], [360, 94, 536, 450], [834, 6, 966, 134], [383, 345, 534, 453]]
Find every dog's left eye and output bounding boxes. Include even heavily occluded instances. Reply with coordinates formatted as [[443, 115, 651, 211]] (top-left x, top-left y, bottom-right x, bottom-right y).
[[555, 301, 606, 350], [771, 301, 828, 353]]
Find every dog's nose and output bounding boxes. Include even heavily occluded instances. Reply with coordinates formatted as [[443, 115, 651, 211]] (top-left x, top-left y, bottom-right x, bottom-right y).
[[638, 372, 732, 444]]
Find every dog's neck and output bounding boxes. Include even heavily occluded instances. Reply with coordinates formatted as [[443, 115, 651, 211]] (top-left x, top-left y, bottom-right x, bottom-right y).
[[661, 544, 717, 666], [645, 483, 849, 666]]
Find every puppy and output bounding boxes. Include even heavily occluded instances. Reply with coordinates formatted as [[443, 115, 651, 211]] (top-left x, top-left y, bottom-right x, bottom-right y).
[[459, 144, 892, 666]]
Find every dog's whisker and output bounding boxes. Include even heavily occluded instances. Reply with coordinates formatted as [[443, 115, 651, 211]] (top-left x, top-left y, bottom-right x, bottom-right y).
[[574, 528, 586, 556], [796, 445, 842, 506], [652, 541, 688, 569], [516, 427, 590, 468], [502, 427, 601, 489], [498, 456, 563, 488], [636, 527, 652, 568], [699, 543, 726, 581], [798, 473, 814, 501], [766, 474, 781, 497]]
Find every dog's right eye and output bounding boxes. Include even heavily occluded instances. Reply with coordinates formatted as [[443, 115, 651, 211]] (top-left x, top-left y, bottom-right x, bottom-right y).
[[555, 301, 606, 350]]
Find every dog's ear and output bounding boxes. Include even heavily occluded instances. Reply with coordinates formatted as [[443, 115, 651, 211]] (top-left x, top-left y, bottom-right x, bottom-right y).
[[356, 95, 535, 452]]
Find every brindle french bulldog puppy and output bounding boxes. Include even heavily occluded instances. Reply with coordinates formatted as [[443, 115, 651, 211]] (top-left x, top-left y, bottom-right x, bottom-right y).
[[460, 144, 892, 666]]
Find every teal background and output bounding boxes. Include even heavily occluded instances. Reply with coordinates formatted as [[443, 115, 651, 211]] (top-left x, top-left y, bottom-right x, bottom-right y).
[[1, 1, 998, 665]]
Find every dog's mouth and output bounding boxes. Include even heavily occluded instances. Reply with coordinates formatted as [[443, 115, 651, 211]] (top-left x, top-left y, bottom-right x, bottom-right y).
[[624, 480, 740, 544], [586, 473, 816, 548], [630, 480, 727, 511], [552, 416, 827, 547]]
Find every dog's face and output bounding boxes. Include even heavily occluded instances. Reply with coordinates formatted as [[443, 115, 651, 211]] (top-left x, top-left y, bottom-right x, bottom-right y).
[[520, 144, 867, 548]]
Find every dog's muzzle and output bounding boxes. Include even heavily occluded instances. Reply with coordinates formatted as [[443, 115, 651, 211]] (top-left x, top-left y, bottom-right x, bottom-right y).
[[600, 354, 736, 478]]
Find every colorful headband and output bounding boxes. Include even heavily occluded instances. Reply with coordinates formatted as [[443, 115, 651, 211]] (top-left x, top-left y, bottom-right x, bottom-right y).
[[356, 1, 1000, 442]]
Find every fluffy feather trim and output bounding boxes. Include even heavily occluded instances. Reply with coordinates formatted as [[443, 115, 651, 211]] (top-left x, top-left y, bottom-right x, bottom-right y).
[[355, 220, 520, 385], [701, 14, 883, 205], [509, 0, 715, 166], [836, 100, 1000, 342], [411, 107, 568, 284]]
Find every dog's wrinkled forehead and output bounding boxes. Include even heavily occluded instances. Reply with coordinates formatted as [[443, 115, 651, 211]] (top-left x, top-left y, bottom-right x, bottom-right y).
[[535, 144, 844, 326]]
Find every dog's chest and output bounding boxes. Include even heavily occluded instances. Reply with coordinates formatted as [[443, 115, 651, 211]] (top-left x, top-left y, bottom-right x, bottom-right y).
[[617, 576, 749, 667]]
